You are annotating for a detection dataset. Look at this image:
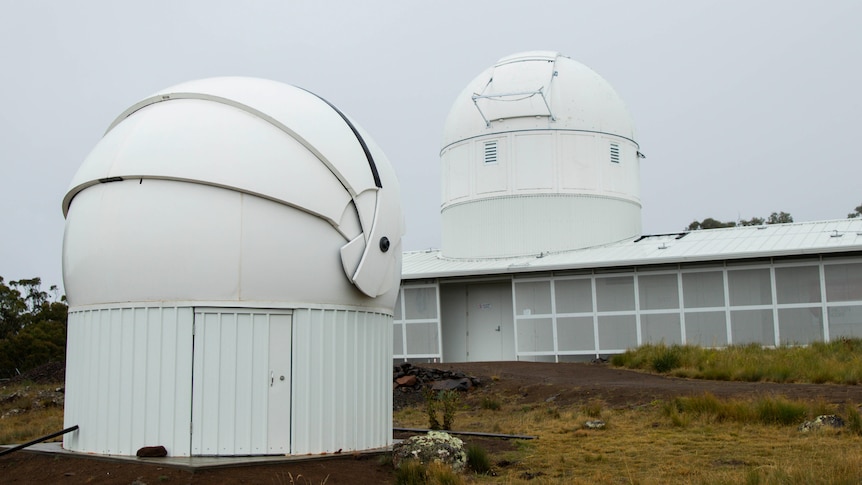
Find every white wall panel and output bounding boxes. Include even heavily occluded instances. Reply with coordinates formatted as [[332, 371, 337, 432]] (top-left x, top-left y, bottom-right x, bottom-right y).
[[514, 134, 554, 190], [291, 309, 392, 455], [442, 195, 641, 259], [64, 307, 193, 456]]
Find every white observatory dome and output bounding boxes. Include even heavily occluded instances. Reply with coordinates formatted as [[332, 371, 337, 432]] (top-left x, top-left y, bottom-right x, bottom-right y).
[[62, 77, 401, 457], [63, 77, 402, 307], [440, 51, 642, 259]]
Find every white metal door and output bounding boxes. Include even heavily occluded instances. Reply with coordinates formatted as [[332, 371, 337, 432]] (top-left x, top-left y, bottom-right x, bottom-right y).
[[466, 284, 506, 361], [191, 309, 291, 455], [267, 314, 291, 454]]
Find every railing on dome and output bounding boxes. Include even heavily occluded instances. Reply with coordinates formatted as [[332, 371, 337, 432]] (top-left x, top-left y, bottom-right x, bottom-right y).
[[471, 88, 557, 127], [470, 54, 560, 127]]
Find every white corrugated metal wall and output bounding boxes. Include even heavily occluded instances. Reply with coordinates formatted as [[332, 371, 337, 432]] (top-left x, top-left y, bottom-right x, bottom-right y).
[[64, 306, 194, 456], [65, 305, 393, 457], [291, 308, 392, 454]]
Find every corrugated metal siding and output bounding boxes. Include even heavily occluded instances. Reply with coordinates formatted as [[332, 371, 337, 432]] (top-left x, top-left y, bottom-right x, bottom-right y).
[[291, 308, 392, 454], [63, 307, 193, 456]]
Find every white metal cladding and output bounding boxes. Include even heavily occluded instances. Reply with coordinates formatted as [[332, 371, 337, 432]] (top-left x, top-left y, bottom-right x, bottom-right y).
[[440, 133, 640, 211], [63, 307, 193, 456], [505, 257, 862, 360], [441, 194, 641, 259], [393, 283, 443, 361], [191, 308, 292, 455], [290, 308, 392, 454]]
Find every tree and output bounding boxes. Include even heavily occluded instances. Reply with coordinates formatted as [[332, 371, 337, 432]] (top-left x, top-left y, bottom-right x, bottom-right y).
[[0, 276, 67, 378], [686, 212, 793, 231], [0, 277, 26, 340], [848, 203, 862, 219], [767, 211, 793, 224], [738, 216, 765, 227], [687, 218, 736, 231]]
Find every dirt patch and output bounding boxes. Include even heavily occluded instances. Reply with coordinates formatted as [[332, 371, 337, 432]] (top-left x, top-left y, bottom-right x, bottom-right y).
[[3, 361, 862, 484]]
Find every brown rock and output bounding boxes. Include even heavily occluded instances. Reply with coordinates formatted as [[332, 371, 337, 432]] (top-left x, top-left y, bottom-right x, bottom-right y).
[[136, 445, 167, 457], [395, 375, 417, 387]]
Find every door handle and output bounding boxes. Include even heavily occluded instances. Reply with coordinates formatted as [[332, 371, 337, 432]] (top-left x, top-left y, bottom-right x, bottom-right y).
[[271, 371, 274, 387]]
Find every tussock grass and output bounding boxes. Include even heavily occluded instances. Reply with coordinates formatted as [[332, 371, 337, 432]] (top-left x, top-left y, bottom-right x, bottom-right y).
[[395, 460, 465, 485], [662, 393, 810, 426], [611, 339, 862, 384]]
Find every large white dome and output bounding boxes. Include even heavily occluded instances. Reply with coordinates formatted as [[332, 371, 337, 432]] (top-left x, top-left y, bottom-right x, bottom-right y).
[[62, 77, 403, 308], [440, 51, 642, 259]]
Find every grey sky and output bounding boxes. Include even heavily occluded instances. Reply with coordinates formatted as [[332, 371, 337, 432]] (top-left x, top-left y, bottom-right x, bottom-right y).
[[1, 0, 860, 294]]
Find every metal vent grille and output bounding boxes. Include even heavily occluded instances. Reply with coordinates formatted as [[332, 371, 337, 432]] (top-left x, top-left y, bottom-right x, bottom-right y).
[[610, 143, 620, 163], [484, 141, 498, 164]]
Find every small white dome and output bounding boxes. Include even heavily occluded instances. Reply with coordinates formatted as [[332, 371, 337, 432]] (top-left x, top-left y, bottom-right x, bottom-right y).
[[439, 52, 641, 259], [62, 77, 402, 308]]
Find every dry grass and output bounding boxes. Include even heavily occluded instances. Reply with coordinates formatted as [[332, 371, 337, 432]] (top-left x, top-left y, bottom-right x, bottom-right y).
[[394, 394, 862, 484], [0, 382, 65, 445]]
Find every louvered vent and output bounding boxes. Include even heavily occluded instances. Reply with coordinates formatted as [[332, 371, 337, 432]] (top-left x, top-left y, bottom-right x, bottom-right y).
[[610, 143, 620, 163], [484, 141, 498, 164]]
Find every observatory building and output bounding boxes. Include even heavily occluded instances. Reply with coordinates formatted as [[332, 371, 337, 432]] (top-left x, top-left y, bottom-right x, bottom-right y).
[[62, 78, 402, 456], [396, 51, 862, 363]]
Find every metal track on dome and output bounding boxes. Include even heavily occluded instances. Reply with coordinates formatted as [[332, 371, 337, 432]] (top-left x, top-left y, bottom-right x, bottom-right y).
[[295, 87, 383, 189]]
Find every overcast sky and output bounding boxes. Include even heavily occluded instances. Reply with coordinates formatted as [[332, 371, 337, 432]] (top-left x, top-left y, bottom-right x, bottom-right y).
[[2, 0, 860, 294]]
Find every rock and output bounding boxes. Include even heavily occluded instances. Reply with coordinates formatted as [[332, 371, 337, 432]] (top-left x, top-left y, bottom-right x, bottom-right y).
[[584, 420, 606, 429], [136, 445, 168, 457], [798, 415, 845, 432], [391, 431, 467, 471], [430, 378, 472, 391], [395, 375, 418, 387]]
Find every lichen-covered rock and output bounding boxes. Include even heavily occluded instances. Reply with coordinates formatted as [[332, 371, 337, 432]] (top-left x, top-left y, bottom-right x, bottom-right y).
[[584, 420, 606, 429], [798, 414, 845, 432], [391, 431, 467, 471]]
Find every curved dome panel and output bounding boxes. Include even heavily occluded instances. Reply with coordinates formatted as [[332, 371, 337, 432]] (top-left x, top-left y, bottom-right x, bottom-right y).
[[63, 77, 402, 305]]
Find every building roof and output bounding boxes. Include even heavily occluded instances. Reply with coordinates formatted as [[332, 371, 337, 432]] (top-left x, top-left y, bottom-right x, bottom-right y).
[[402, 218, 862, 280]]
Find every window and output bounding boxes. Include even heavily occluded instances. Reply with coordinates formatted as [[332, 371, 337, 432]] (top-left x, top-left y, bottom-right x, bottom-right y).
[[484, 141, 498, 164]]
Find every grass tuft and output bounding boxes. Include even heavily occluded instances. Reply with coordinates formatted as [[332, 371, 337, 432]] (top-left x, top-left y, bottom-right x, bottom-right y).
[[465, 444, 492, 475]]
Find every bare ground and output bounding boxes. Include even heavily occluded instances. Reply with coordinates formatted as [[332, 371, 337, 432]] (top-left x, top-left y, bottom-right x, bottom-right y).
[[3, 361, 862, 484]]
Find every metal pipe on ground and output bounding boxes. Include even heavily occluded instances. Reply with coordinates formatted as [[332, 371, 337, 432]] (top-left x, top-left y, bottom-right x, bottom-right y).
[[0, 425, 79, 457], [393, 427, 536, 440]]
